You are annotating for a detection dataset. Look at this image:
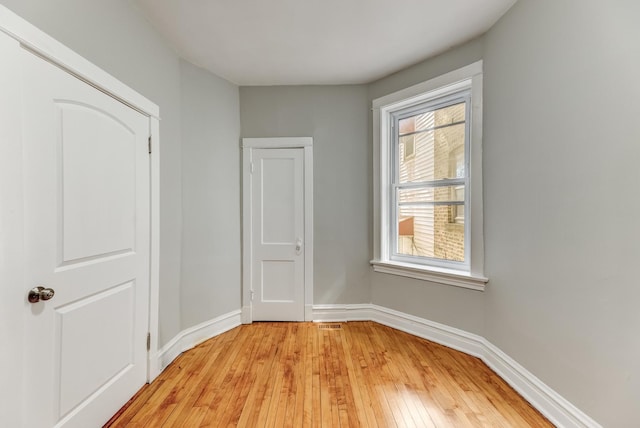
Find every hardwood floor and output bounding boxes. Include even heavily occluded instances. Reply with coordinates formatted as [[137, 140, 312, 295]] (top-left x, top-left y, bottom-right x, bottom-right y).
[[105, 322, 553, 427]]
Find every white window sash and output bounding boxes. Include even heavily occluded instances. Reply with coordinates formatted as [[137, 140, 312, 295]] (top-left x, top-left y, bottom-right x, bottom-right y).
[[389, 93, 471, 271]]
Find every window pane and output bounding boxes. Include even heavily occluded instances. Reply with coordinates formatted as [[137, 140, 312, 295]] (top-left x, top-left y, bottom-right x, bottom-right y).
[[398, 186, 464, 204], [396, 204, 465, 262], [398, 102, 466, 183]]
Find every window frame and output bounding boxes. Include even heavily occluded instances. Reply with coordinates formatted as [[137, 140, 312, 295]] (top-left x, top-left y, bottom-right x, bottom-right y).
[[371, 61, 488, 291]]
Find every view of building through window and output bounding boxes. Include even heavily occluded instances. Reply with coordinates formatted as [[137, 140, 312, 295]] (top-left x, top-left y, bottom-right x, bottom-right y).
[[396, 101, 466, 262]]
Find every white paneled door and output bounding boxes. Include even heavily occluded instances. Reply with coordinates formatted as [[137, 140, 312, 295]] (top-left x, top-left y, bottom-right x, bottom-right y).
[[20, 48, 150, 427], [250, 148, 305, 321]]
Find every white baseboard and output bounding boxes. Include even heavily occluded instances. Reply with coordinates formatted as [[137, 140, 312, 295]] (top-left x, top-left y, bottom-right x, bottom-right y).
[[157, 310, 242, 371], [480, 340, 599, 428], [312, 304, 601, 428], [310, 304, 375, 322], [241, 305, 314, 323], [370, 304, 486, 358]]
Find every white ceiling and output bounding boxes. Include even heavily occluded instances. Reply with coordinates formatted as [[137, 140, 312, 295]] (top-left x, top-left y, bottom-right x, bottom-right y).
[[134, 0, 517, 86]]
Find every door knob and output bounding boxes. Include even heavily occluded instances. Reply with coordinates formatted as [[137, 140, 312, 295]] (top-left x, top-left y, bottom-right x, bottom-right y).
[[28, 286, 55, 303], [295, 238, 303, 255]]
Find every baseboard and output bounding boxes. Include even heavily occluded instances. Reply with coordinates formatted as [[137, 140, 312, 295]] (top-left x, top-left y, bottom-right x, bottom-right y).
[[480, 340, 600, 428], [370, 304, 486, 358], [242, 305, 315, 323], [310, 304, 375, 322], [157, 310, 242, 371], [312, 304, 601, 428]]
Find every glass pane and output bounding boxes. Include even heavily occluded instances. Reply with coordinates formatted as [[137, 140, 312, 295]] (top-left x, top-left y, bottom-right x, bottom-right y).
[[396, 204, 465, 262], [398, 186, 464, 203], [398, 102, 466, 183]]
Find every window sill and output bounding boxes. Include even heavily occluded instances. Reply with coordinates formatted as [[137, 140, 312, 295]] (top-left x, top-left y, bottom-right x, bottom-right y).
[[370, 260, 488, 291]]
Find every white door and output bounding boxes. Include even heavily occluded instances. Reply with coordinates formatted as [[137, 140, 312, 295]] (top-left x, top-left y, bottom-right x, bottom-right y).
[[250, 148, 305, 321], [20, 47, 150, 428]]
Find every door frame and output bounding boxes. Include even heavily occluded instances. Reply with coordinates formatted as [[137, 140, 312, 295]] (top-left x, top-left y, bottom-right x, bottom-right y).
[[0, 7, 162, 425], [241, 137, 314, 323]]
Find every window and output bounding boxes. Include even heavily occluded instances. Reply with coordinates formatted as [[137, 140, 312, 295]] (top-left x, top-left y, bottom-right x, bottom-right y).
[[402, 136, 416, 161], [371, 62, 488, 290], [393, 97, 468, 264]]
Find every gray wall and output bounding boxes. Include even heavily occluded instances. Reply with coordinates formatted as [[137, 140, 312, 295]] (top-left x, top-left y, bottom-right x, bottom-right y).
[[0, 0, 183, 346], [482, 1, 640, 426], [180, 60, 241, 327], [240, 86, 371, 304], [368, 0, 640, 425]]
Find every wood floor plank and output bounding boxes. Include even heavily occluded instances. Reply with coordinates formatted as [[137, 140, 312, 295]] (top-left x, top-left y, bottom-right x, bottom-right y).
[[204, 322, 266, 427], [378, 326, 437, 428], [161, 328, 248, 427], [233, 324, 281, 427], [347, 323, 396, 427], [363, 322, 418, 427], [318, 328, 340, 427], [266, 323, 296, 428], [291, 323, 309, 427], [309, 323, 322, 427], [105, 321, 553, 428], [337, 325, 375, 428], [249, 324, 289, 427]]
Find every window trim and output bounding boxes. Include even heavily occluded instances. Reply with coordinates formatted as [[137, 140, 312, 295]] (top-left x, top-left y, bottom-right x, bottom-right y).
[[371, 61, 488, 291]]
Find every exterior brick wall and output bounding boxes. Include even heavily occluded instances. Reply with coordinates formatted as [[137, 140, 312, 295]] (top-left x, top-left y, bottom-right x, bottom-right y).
[[433, 105, 465, 262]]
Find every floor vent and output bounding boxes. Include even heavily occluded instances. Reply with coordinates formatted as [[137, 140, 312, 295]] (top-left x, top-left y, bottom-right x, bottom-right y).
[[318, 324, 343, 330]]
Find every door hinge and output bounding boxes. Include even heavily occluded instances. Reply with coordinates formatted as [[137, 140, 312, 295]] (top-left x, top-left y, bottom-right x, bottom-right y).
[[250, 290, 255, 302], [148, 136, 152, 154], [146, 332, 151, 351], [250, 162, 254, 174]]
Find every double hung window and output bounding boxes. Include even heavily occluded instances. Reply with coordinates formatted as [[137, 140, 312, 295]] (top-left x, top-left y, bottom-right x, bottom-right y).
[[371, 61, 487, 290], [392, 93, 470, 269]]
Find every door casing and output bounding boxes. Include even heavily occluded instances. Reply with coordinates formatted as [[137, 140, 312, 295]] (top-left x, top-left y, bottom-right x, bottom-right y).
[[241, 137, 314, 323]]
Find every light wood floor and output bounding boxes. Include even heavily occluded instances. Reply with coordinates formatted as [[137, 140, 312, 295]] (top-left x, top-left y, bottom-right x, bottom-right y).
[[105, 322, 553, 427]]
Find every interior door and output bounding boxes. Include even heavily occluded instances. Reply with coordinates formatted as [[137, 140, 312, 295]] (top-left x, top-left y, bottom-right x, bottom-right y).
[[20, 48, 150, 427], [251, 148, 305, 321]]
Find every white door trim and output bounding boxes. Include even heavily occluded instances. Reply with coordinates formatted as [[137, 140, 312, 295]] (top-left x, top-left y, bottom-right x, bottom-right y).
[[0, 9, 161, 425], [147, 119, 161, 381], [242, 137, 314, 323]]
